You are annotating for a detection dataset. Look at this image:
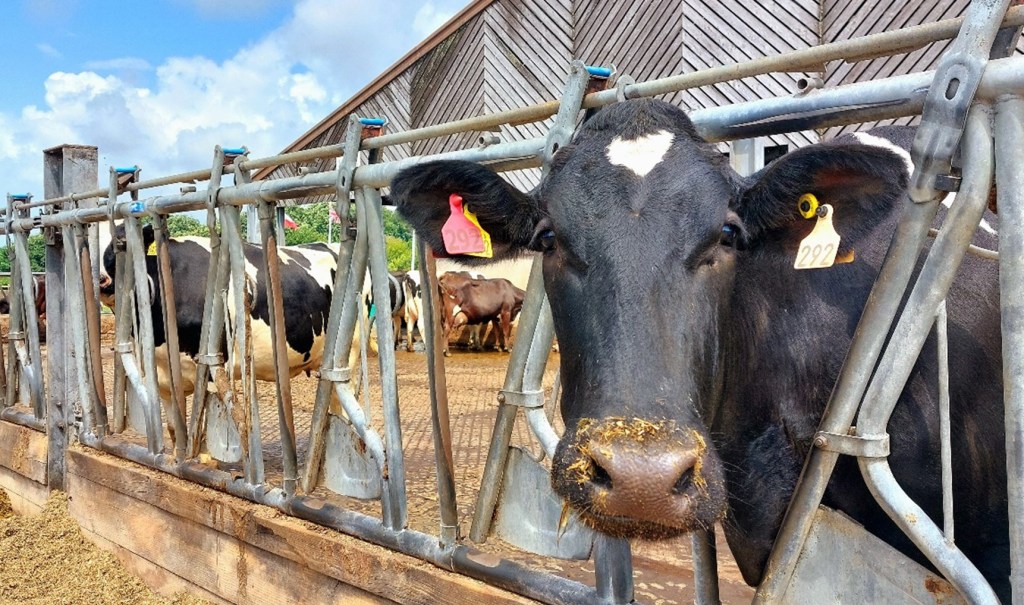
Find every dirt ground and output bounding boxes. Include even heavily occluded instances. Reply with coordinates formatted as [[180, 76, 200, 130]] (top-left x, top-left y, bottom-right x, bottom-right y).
[[0, 488, 208, 605], [4, 315, 755, 604]]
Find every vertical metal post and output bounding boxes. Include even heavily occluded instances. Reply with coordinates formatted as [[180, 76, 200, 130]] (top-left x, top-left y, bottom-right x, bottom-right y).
[[594, 534, 633, 605], [692, 531, 721, 605], [303, 116, 362, 493], [150, 211, 187, 459], [245, 204, 261, 244], [187, 150, 232, 458], [995, 94, 1024, 605], [420, 243, 459, 545], [42, 145, 97, 489], [244, 161, 299, 495], [729, 138, 764, 177], [361, 185, 408, 529], [470, 60, 592, 542]]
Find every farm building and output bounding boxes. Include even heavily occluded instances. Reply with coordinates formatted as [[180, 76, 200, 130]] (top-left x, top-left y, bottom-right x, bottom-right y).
[[259, 0, 1004, 190]]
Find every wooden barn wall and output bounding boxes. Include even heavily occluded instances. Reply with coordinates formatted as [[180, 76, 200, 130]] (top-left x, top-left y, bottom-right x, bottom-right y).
[[483, 0, 571, 190], [410, 20, 488, 160], [821, 0, 1024, 139], [677, 0, 820, 149], [272, 0, 1020, 196]]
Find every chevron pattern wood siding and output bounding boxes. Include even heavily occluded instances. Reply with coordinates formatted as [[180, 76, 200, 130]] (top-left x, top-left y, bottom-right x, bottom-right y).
[[677, 0, 820, 148], [822, 0, 1024, 139], [483, 0, 571, 190], [270, 0, 1013, 188], [411, 20, 488, 161]]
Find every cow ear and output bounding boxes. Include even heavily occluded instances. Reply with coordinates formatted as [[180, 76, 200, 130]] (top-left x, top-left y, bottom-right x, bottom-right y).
[[736, 143, 908, 242], [391, 160, 541, 264]]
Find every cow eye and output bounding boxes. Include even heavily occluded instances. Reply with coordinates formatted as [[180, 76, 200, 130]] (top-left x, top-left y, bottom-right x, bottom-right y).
[[538, 229, 556, 251], [720, 223, 739, 248]]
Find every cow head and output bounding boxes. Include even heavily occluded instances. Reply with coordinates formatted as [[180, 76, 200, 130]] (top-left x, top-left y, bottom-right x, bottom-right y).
[[98, 222, 155, 308], [391, 99, 908, 540]]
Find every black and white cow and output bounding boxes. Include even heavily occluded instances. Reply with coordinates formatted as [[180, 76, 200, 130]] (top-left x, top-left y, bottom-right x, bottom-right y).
[[392, 99, 1008, 599], [97, 225, 361, 408]]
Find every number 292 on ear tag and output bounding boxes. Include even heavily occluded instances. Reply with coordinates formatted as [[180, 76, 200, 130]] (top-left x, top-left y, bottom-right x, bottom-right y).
[[794, 204, 840, 270]]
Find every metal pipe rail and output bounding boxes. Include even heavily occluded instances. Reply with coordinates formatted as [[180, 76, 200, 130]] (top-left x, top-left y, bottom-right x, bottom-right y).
[[16, 4, 1024, 215], [9, 54, 1024, 240]]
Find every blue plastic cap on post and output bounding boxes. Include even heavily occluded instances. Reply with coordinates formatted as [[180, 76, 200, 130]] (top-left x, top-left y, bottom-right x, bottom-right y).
[[115, 166, 139, 174], [10, 194, 30, 201], [585, 65, 613, 78], [359, 118, 387, 127], [223, 147, 247, 156], [130, 202, 145, 214]]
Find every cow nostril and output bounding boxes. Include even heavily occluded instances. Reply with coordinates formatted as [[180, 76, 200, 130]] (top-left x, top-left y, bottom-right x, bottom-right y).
[[672, 466, 695, 495], [591, 461, 613, 490]]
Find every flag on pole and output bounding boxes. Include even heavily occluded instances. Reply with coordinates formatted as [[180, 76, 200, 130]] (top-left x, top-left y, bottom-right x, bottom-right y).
[[329, 205, 341, 224], [283, 213, 299, 230]]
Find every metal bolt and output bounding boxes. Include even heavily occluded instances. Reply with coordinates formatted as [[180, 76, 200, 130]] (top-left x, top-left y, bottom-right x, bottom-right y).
[[496, 392, 506, 404], [813, 435, 828, 449]]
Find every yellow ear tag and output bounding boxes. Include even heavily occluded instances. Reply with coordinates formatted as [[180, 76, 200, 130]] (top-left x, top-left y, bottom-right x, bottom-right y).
[[798, 193, 819, 219], [147, 242, 158, 256], [461, 206, 493, 259], [794, 204, 841, 270]]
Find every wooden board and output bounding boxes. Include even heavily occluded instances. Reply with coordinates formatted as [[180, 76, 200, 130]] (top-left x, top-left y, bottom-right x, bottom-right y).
[[0, 464, 49, 516], [67, 448, 538, 605], [67, 459, 392, 605], [0, 419, 47, 484], [77, 527, 233, 605]]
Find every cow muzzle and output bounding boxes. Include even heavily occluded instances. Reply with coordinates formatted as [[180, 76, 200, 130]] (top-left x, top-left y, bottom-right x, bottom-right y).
[[551, 418, 726, 539]]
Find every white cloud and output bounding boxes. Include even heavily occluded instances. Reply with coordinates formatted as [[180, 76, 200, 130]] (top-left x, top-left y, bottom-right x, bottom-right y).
[[413, 3, 458, 38], [36, 43, 61, 59], [1, 0, 468, 200], [83, 57, 153, 72]]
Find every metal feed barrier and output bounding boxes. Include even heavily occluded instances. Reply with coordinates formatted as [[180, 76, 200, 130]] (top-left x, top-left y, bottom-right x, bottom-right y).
[[0, 2, 1023, 603]]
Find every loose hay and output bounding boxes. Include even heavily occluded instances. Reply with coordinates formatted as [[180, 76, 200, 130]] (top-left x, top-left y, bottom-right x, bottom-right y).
[[0, 490, 208, 605]]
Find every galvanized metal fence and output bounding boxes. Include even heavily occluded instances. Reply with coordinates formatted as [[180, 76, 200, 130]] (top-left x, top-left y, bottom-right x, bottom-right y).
[[1, 3, 1023, 603]]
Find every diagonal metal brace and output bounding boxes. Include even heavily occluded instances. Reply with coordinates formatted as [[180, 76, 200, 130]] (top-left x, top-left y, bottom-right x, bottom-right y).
[[813, 429, 890, 458]]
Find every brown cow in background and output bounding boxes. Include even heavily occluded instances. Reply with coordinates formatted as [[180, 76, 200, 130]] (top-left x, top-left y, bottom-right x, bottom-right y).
[[438, 271, 525, 355]]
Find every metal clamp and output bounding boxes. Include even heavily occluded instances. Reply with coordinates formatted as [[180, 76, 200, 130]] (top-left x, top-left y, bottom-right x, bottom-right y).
[[614, 75, 636, 103], [497, 389, 545, 408], [113, 342, 134, 354], [320, 367, 351, 383], [813, 429, 890, 458], [196, 353, 224, 365], [6, 331, 25, 341]]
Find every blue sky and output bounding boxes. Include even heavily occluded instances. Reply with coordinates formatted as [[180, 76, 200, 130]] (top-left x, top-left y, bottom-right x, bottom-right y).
[[0, 0, 467, 199]]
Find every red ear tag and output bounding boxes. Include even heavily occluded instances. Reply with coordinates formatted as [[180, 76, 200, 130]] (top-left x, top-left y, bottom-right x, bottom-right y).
[[441, 194, 492, 257]]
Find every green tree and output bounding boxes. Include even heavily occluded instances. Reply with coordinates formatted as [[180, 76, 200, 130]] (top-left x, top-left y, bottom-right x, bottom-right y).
[[382, 208, 411, 241], [0, 234, 49, 273], [386, 236, 411, 272], [165, 214, 209, 237]]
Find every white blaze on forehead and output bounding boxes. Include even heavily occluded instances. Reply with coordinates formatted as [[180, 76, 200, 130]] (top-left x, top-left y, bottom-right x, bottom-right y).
[[606, 130, 675, 177], [851, 132, 915, 175]]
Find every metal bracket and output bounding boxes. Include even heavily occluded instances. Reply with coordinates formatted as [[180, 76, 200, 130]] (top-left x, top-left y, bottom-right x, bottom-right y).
[[497, 389, 545, 408], [908, 0, 1012, 203], [813, 429, 890, 458], [195, 353, 224, 365], [320, 367, 351, 383], [113, 342, 134, 354], [7, 331, 25, 342]]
